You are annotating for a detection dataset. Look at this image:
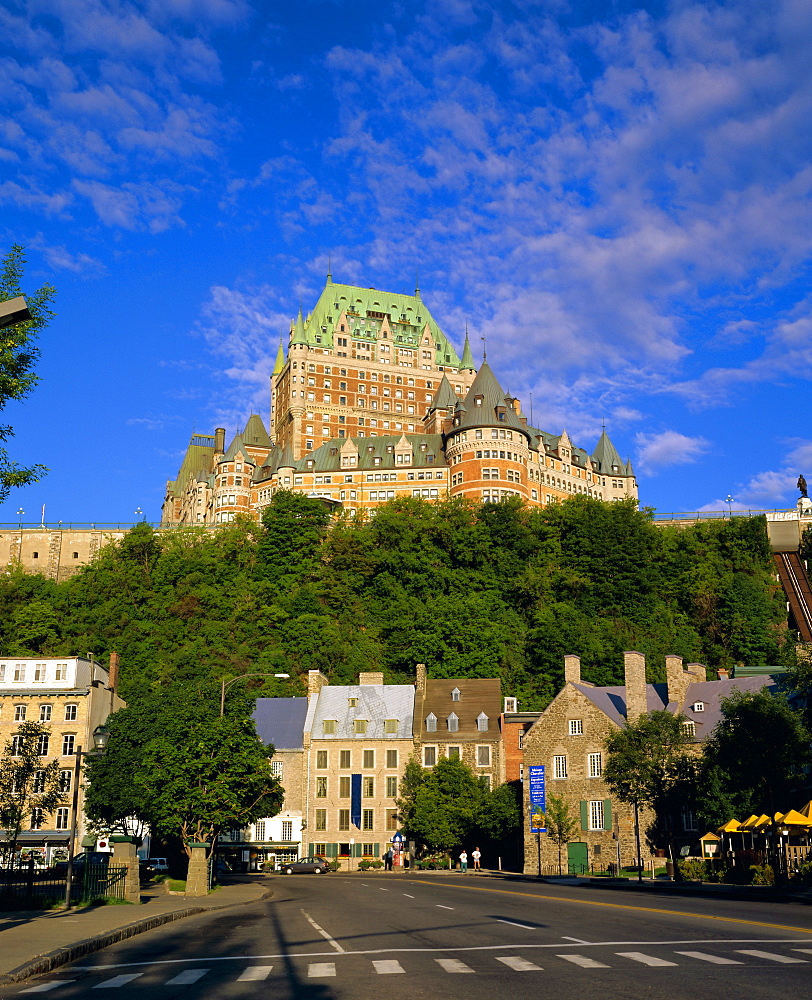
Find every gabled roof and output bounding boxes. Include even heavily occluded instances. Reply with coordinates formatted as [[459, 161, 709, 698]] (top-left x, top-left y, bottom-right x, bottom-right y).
[[309, 684, 415, 740], [451, 362, 530, 438], [253, 697, 308, 750], [416, 677, 502, 740], [591, 429, 625, 474]]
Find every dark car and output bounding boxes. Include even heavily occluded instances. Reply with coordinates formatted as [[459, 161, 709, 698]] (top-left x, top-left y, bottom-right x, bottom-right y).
[[53, 851, 110, 875], [282, 855, 331, 874]]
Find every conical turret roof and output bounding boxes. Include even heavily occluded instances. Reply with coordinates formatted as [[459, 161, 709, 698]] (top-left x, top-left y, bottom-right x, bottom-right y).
[[291, 307, 307, 346], [591, 429, 625, 473], [429, 374, 459, 410], [453, 362, 530, 438], [459, 331, 476, 372], [272, 340, 286, 376], [243, 414, 272, 450]]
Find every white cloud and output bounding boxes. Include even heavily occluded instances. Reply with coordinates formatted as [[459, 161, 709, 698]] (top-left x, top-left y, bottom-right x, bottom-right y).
[[736, 438, 812, 506], [635, 430, 709, 472]]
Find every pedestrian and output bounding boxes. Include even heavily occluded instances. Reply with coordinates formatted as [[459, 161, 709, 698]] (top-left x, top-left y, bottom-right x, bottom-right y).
[[459, 850, 468, 873], [384, 847, 394, 871], [472, 847, 481, 871]]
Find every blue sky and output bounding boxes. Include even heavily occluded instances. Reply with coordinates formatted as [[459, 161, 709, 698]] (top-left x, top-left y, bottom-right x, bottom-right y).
[[1, 0, 811, 524]]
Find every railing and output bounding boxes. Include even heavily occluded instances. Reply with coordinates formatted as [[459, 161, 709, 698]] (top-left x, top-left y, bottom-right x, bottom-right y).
[[651, 508, 808, 522], [0, 862, 129, 908]]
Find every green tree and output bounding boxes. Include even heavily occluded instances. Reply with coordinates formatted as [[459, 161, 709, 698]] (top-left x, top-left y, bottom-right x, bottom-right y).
[[541, 792, 580, 876], [0, 721, 66, 866], [0, 245, 55, 501], [603, 711, 693, 879]]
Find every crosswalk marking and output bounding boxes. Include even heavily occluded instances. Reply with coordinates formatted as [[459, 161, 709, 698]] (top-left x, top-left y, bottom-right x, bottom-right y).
[[308, 963, 336, 977], [794, 949, 812, 956], [236, 966, 274, 982], [21, 984, 75, 994], [495, 956, 543, 971], [436, 904, 454, 910], [403, 893, 415, 898], [616, 952, 677, 967], [558, 954, 609, 969], [435, 958, 474, 973], [675, 951, 742, 965], [164, 970, 208, 985], [94, 975, 144, 989], [736, 950, 808, 964], [372, 960, 405, 974]]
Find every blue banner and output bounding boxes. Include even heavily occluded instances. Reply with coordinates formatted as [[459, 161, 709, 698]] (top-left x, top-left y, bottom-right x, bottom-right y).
[[528, 765, 546, 832], [351, 773, 362, 828]]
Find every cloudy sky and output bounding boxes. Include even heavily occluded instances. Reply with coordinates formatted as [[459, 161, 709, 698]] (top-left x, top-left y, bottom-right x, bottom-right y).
[[1, 0, 811, 523]]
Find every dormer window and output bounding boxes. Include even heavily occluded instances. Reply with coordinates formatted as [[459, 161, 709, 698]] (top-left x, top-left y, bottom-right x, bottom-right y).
[[692, 702, 705, 713], [451, 687, 461, 701], [425, 713, 437, 733], [477, 712, 489, 732], [323, 720, 337, 735], [384, 719, 398, 734], [348, 697, 358, 707], [354, 719, 368, 735], [447, 713, 459, 733]]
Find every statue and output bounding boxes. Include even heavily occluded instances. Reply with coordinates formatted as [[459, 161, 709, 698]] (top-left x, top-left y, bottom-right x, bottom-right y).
[[798, 474, 808, 499]]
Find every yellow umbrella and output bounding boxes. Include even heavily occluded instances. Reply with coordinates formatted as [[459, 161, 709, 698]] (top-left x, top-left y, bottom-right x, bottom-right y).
[[780, 809, 812, 827], [740, 814, 760, 829], [752, 814, 772, 830], [798, 801, 812, 819], [717, 819, 742, 833]]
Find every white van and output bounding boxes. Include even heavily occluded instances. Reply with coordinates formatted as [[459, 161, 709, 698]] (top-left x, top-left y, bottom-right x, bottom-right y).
[[147, 858, 169, 872]]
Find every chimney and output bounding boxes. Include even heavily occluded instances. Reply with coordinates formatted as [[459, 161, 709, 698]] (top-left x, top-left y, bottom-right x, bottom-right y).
[[564, 654, 581, 686], [108, 651, 120, 692], [665, 654, 684, 706], [307, 670, 328, 697], [359, 671, 383, 685], [214, 427, 226, 453], [415, 663, 427, 694], [624, 651, 647, 724], [717, 667, 729, 680]]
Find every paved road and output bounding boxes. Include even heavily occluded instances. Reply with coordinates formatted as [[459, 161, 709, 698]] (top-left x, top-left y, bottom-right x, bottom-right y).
[[6, 874, 812, 999]]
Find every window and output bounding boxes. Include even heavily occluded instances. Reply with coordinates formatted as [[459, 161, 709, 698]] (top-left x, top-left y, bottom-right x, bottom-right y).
[[14, 664, 25, 682], [362, 809, 374, 831], [62, 734, 75, 756], [314, 843, 327, 856], [682, 721, 696, 736], [386, 810, 399, 831], [255, 820, 266, 840], [692, 702, 705, 712], [588, 800, 605, 831], [33, 663, 45, 681], [354, 719, 368, 735], [476, 745, 491, 767], [322, 720, 337, 735], [553, 755, 568, 779], [55, 808, 70, 831], [31, 808, 44, 830], [362, 842, 375, 856], [451, 687, 460, 701], [340, 750, 351, 769], [14, 705, 26, 721], [11, 735, 23, 756], [347, 697, 358, 708], [37, 734, 49, 755], [682, 809, 699, 832], [386, 749, 398, 769], [588, 752, 603, 778], [384, 719, 398, 734], [339, 776, 351, 798], [425, 713, 437, 733], [39, 705, 51, 722], [447, 745, 460, 760], [338, 809, 350, 831], [271, 760, 284, 779], [363, 749, 375, 769], [423, 746, 436, 767], [316, 750, 328, 769], [568, 719, 583, 735], [316, 777, 328, 797], [315, 810, 327, 831], [55, 663, 67, 681], [33, 770, 46, 793], [362, 776, 374, 798], [476, 712, 489, 732], [281, 819, 294, 841], [64, 704, 77, 721], [386, 776, 397, 797]]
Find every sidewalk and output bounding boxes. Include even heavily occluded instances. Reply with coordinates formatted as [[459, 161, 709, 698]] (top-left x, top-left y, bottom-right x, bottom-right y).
[[0, 877, 272, 985]]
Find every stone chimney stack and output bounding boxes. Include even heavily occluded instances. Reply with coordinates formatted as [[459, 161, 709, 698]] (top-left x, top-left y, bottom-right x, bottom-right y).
[[564, 655, 581, 686], [415, 663, 427, 694], [665, 654, 684, 707], [307, 670, 328, 697], [359, 672, 383, 685], [214, 427, 226, 453], [624, 651, 647, 724], [108, 651, 120, 692]]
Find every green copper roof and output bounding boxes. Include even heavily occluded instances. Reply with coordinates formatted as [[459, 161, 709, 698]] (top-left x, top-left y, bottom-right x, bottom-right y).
[[291, 434, 445, 473], [242, 414, 273, 450], [429, 374, 459, 411], [591, 429, 625, 474], [272, 341, 286, 375], [221, 434, 257, 463], [459, 331, 475, 372], [292, 279, 462, 367], [452, 362, 530, 438], [166, 434, 216, 497]]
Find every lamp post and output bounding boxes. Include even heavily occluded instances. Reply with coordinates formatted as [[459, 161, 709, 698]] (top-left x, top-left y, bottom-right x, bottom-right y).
[[64, 724, 110, 909], [220, 673, 290, 716], [134, 508, 143, 521], [725, 495, 734, 518], [17, 508, 24, 528]]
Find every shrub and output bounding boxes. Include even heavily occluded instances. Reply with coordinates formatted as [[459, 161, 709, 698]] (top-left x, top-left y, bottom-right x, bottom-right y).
[[358, 859, 383, 870], [678, 858, 710, 881], [750, 863, 774, 885]]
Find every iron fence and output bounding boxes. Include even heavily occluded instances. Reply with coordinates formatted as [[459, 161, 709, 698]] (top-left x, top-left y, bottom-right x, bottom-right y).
[[0, 862, 129, 908]]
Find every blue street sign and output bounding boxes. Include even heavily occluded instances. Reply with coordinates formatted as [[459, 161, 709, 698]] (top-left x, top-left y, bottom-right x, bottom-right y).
[[391, 832, 404, 843], [529, 765, 546, 832]]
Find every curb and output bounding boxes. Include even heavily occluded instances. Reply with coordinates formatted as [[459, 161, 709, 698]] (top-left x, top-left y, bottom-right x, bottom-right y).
[[0, 889, 273, 985]]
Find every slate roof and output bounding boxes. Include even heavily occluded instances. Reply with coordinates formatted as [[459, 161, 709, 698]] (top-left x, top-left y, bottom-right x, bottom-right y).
[[242, 414, 273, 450], [452, 363, 530, 438], [166, 434, 216, 497], [429, 375, 459, 411], [253, 697, 309, 750], [309, 684, 415, 740], [591, 429, 625, 473], [416, 677, 503, 740], [290, 434, 445, 473]]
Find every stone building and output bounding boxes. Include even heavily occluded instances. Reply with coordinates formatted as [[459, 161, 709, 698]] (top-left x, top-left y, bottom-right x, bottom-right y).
[[0, 655, 125, 865], [521, 652, 776, 875], [162, 276, 637, 525]]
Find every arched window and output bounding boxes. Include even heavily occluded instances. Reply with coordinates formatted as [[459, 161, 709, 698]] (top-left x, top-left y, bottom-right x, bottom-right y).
[[425, 713, 437, 733], [476, 712, 489, 732], [447, 713, 459, 733]]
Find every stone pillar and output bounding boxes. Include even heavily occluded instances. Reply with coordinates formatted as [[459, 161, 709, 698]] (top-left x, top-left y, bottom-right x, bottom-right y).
[[185, 844, 210, 897], [664, 654, 684, 707], [564, 654, 581, 686], [111, 836, 141, 904], [624, 651, 647, 724]]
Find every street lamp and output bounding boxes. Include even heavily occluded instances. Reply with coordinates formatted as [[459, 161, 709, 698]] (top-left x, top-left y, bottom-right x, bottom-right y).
[[17, 508, 24, 528], [64, 724, 110, 909], [220, 673, 290, 716], [134, 508, 143, 521], [725, 495, 734, 517], [0, 295, 32, 329]]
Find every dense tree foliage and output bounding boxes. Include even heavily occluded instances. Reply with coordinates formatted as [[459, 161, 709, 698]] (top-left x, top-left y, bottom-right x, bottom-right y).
[[0, 495, 792, 707]]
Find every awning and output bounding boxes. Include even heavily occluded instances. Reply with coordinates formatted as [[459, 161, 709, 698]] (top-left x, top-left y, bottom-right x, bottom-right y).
[[0, 831, 70, 843], [717, 819, 742, 833], [779, 809, 812, 827]]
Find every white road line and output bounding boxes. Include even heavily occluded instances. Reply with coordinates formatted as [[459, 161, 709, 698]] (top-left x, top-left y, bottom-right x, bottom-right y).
[[736, 950, 808, 964], [236, 967, 274, 981], [496, 956, 543, 972], [379, 888, 389, 891], [435, 958, 474, 973], [403, 893, 415, 898], [93, 975, 144, 989], [558, 954, 609, 969], [436, 904, 454, 910], [372, 960, 405, 974], [308, 963, 336, 977], [496, 919, 535, 930], [561, 936, 590, 944], [675, 951, 742, 965], [794, 949, 812, 956], [164, 970, 208, 985], [21, 984, 75, 994], [616, 952, 677, 967], [301, 908, 345, 953]]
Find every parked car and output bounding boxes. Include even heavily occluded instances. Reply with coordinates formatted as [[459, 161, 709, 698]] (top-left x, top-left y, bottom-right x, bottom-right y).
[[53, 851, 110, 875], [282, 856, 331, 875], [146, 857, 169, 872]]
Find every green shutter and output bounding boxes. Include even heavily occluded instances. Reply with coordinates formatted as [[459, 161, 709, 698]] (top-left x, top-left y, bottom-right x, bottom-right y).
[[326, 843, 338, 858], [373, 843, 380, 857], [353, 842, 362, 857], [579, 800, 588, 831], [603, 799, 612, 831]]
